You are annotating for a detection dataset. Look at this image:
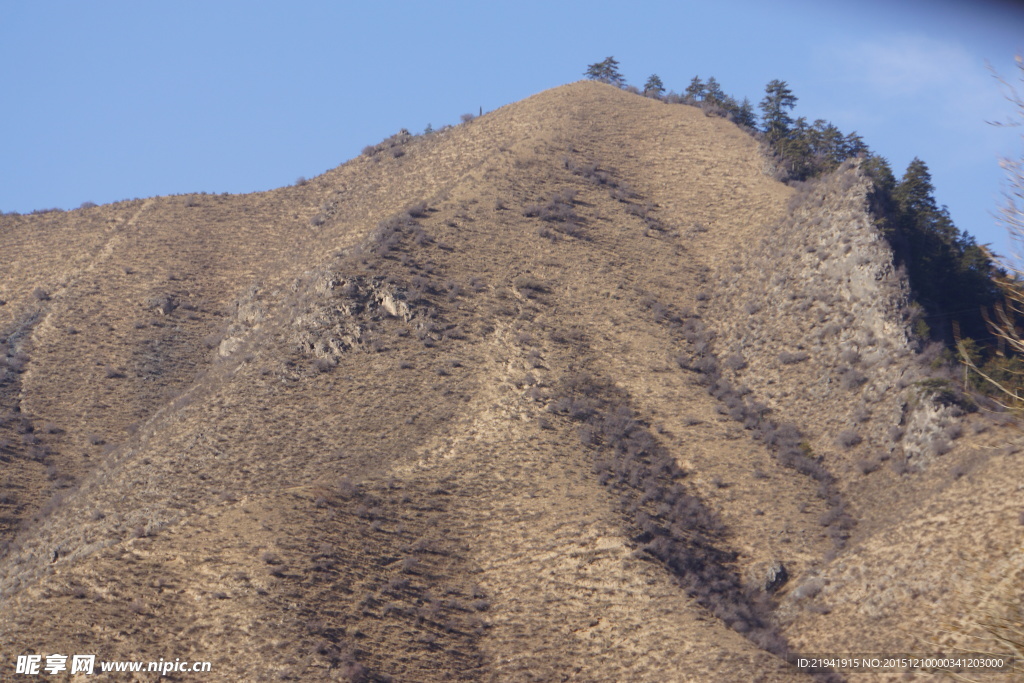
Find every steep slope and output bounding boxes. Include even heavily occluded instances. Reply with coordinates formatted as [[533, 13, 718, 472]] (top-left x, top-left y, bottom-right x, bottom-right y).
[[1, 81, 1021, 681]]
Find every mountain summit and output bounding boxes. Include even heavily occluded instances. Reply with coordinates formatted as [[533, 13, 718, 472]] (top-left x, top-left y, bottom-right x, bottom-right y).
[[1, 81, 1020, 681]]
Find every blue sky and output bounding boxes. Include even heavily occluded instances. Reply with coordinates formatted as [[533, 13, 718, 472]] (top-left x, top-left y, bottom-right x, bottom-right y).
[[2, 1, 1022, 254]]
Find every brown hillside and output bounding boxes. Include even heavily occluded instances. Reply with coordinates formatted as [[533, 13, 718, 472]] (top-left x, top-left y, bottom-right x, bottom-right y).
[[1, 80, 1022, 682]]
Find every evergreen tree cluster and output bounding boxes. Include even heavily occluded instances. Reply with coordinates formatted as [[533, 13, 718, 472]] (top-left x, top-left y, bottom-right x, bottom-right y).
[[583, 56, 1007, 389], [869, 157, 1001, 346]]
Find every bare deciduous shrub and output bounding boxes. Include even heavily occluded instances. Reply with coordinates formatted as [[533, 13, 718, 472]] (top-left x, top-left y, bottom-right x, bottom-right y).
[[145, 294, 176, 314], [931, 437, 952, 456], [7, 353, 28, 372], [460, 113, 474, 123], [565, 158, 613, 185], [778, 351, 809, 365], [836, 430, 862, 449], [515, 331, 535, 346], [793, 578, 824, 601], [386, 576, 409, 593], [336, 477, 357, 499], [840, 348, 861, 364], [406, 201, 428, 218], [678, 355, 719, 377], [313, 357, 335, 373], [857, 458, 881, 475], [549, 371, 789, 656], [840, 368, 868, 390], [891, 452, 911, 475], [514, 276, 547, 298], [524, 190, 581, 228], [32, 287, 50, 301]]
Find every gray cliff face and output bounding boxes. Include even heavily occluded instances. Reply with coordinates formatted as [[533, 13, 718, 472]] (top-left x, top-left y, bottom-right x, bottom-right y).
[[705, 161, 962, 485]]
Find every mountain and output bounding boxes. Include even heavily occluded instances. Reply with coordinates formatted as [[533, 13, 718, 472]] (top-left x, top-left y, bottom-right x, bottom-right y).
[[1, 81, 1021, 681]]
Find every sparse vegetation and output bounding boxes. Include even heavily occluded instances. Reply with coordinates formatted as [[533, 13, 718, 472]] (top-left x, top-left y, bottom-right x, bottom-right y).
[[548, 371, 788, 656], [836, 429, 862, 449], [0, 71, 1017, 683]]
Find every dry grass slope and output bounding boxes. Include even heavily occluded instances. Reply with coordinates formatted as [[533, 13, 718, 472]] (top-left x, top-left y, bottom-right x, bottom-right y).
[[1, 81, 1022, 681]]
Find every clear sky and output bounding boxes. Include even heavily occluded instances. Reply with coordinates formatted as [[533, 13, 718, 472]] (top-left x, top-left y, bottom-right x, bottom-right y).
[[2, 0, 1022, 254]]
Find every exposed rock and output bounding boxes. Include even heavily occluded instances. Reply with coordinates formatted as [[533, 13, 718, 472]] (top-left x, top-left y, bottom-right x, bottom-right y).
[[764, 561, 789, 593]]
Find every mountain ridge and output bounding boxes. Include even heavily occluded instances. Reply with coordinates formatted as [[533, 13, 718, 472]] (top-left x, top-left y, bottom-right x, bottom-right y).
[[1, 80, 1021, 681]]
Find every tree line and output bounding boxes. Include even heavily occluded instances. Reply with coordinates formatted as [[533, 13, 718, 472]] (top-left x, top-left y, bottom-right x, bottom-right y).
[[585, 56, 1006, 396]]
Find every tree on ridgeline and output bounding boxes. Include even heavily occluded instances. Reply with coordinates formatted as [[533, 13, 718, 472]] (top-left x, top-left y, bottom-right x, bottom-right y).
[[704, 77, 726, 106], [644, 74, 665, 97], [570, 57, 1006, 383], [844, 131, 869, 158], [887, 158, 1000, 343], [685, 76, 707, 103], [732, 97, 758, 129], [584, 57, 625, 87], [759, 79, 798, 146]]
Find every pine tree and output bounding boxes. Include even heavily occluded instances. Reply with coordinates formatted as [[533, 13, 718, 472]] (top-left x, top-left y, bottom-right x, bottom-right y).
[[894, 158, 941, 234], [843, 131, 868, 158], [891, 158, 999, 343], [810, 120, 846, 172], [684, 76, 706, 103], [734, 97, 757, 129], [862, 154, 897, 230], [643, 74, 665, 97], [584, 57, 625, 87], [759, 79, 798, 145], [704, 77, 725, 106], [780, 117, 813, 179]]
